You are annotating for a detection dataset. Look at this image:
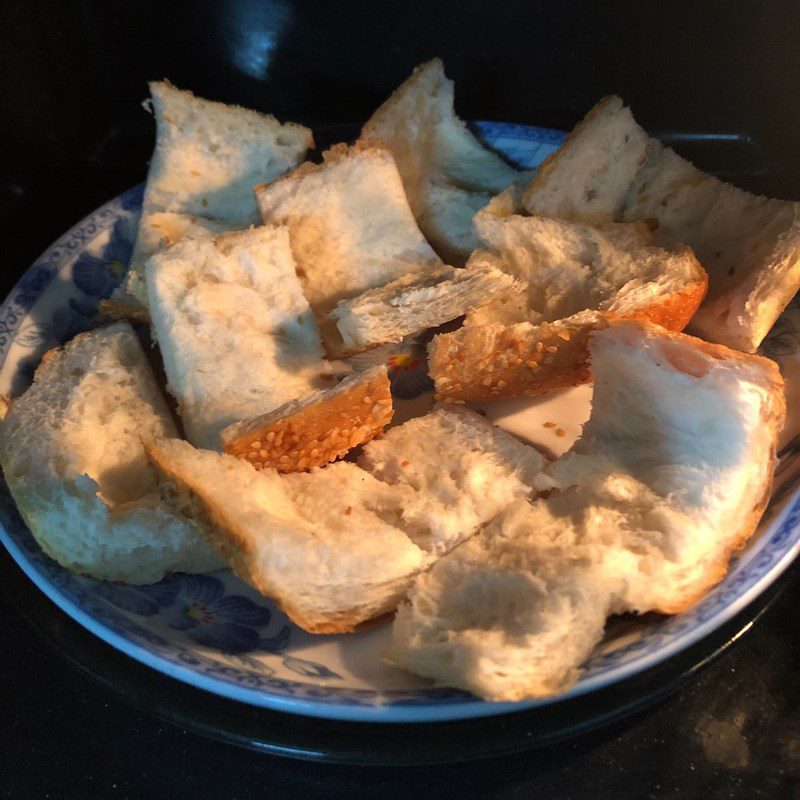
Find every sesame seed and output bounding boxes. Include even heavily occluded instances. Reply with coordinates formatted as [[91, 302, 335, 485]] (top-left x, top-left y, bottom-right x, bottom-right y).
[[558, 332, 571, 341], [543, 421, 556, 428], [555, 428, 566, 437], [266, 432, 275, 442], [363, 396, 372, 404], [482, 376, 493, 386], [259, 449, 268, 458], [543, 356, 554, 365], [253, 461, 264, 469], [546, 346, 558, 353], [297, 458, 309, 468], [250, 440, 261, 449], [310, 448, 319, 457], [497, 379, 507, 388]]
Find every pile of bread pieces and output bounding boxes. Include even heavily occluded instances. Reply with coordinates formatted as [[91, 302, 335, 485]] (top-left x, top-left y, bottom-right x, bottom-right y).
[[1, 59, 794, 702]]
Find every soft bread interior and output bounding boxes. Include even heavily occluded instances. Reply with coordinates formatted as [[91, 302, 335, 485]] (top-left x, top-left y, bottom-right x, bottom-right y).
[[145, 226, 330, 450], [522, 95, 800, 352], [389, 320, 785, 700], [0, 322, 219, 583], [146, 408, 547, 632], [361, 59, 526, 263]]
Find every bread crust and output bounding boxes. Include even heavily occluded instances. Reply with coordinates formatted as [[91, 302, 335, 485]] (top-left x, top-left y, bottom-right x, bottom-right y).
[[429, 274, 708, 402], [221, 368, 393, 472]]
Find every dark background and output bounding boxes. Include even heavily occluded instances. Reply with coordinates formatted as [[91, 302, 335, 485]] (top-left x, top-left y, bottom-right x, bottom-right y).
[[2, 1, 800, 797]]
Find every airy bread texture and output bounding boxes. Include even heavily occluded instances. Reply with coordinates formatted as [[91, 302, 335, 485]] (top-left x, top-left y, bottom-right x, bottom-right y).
[[254, 143, 442, 331], [361, 59, 525, 264], [522, 95, 800, 352], [112, 212, 250, 315], [328, 262, 522, 354], [0, 322, 220, 583], [221, 366, 393, 472], [389, 320, 785, 700], [145, 226, 330, 450], [146, 407, 546, 632], [144, 81, 313, 222], [358, 406, 547, 558], [429, 203, 707, 401]]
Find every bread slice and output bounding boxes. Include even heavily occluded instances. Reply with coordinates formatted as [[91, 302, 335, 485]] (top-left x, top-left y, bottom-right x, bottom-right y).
[[254, 143, 442, 332], [146, 439, 425, 633], [389, 319, 785, 700], [358, 406, 547, 557], [328, 262, 522, 354], [143, 80, 313, 222], [0, 322, 220, 583], [429, 206, 707, 401], [221, 366, 393, 472], [146, 407, 546, 632], [361, 59, 526, 263], [522, 95, 800, 352], [103, 212, 251, 321], [145, 225, 332, 450]]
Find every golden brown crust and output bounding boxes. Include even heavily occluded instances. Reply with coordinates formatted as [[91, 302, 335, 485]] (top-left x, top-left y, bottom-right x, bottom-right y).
[[221, 369, 393, 472], [429, 270, 709, 403], [429, 317, 597, 403]]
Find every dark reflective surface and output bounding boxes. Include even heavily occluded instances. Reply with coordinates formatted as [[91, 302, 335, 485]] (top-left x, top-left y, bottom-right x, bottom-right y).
[[3, 1, 800, 795]]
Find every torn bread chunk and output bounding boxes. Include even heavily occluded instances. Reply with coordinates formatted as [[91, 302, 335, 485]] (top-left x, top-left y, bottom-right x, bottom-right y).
[[145, 226, 331, 450], [143, 80, 313, 222], [255, 143, 442, 338], [429, 206, 707, 401], [105, 212, 251, 318], [146, 407, 546, 632], [390, 319, 785, 700], [328, 262, 522, 354], [0, 322, 220, 584], [361, 59, 527, 264], [147, 440, 425, 634], [522, 95, 800, 352], [221, 366, 393, 472], [358, 406, 547, 558]]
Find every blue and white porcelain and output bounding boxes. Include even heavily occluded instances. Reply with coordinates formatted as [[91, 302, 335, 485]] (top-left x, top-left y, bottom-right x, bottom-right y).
[[1, 122, 799, 723]]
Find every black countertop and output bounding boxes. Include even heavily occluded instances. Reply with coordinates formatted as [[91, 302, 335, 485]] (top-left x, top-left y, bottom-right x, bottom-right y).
[[3, 2, 800, 796]]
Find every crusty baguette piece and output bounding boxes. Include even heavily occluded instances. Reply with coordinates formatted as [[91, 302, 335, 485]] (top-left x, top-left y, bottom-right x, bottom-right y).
[[429, 206, 707, 401], [328, 262, 522, 354], [145, 226, 332, 450], [221, 366, 393, 472], [146, 407, 546, 632], [0, 322, 220, 583], [255, 142, 442, 330], [522, 95, 800, 352], [361, 59, 526, 264], [390, 319, 785, 700], [143, 80, 313, 222]]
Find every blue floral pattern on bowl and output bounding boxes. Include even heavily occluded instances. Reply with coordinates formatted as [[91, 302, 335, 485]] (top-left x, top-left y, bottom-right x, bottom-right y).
[[1, 124, 799, 723]]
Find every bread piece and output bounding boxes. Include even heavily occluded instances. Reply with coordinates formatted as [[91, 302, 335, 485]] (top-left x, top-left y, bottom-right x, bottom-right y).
[[390, 319, 785, 700], [146, 439, 425, 633], [254, 143, 442, 330], [0, 323, 220, 583], [522, 95, 800, 352], [328, 262, 522, 354], [143, 81, 312, 222], [429, 209, 707, 401], [221, 367, 393, 472], [361, 59, 526, 263], [104, 212, 251, 320], [145, 226, 331, 450], [146, 407, 547, 631], [359, 406, 547, 557]]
